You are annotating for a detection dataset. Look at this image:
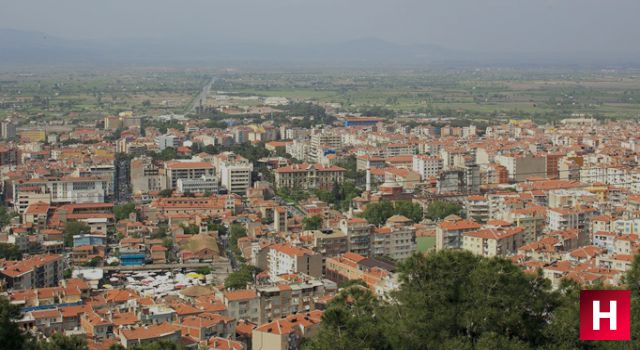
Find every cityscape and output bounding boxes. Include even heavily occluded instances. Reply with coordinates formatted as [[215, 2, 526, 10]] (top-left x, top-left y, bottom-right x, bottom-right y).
[[2, 1, 640, 349]]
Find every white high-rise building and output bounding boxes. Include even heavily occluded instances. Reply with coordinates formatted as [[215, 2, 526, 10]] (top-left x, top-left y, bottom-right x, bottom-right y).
[[216, 152, 253, 194]]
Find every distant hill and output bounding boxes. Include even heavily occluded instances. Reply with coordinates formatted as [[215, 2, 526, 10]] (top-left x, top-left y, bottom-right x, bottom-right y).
[[0, 28, 465, 66], [0, 28, 99, 64], [1, 28, 638, 67]]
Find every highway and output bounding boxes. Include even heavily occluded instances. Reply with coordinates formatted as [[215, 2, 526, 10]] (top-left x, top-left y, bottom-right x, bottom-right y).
[[186, 76, 215, 115]]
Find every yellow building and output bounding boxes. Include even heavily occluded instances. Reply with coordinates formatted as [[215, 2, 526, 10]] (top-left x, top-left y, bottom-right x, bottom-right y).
[[19, 129, 46, 142]]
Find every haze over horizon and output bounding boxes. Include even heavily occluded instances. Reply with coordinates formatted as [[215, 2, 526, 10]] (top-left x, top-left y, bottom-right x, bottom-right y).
[[2, 0, 640, 65]]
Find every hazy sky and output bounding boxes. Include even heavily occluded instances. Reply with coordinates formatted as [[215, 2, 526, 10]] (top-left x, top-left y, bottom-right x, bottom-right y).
[[3, 0, 640, 54]]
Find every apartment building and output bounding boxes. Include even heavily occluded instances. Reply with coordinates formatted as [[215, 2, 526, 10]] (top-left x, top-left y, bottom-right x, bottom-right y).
[[256, 279, 326, 323], [339, 218, 372, 257], [1, 119, 16, 139], [0, 254, 64, 290], [252, 311, 323, 350], [130, 156, 166, 194], [164, 160, 215, 189], [412, 155, 443, 180], [145, 195, 242, 221], [325, 252, 397, 297], [464, 195, 490, 223], [435, 215, 482, 250], [462, 227, 526, 257], [370, 216, 416, 261], [12, 177, 109, 207], [309, 132, 342, 162], [119, 322, 181, 348], [274, 163, 345, 190], [155, 134, 182, 150], [176, 176, 218, 194], [222, 290, 260, 324], [495, 153, 547, 181], [267, 244, 322, 279], [217, 152, 253, 194]]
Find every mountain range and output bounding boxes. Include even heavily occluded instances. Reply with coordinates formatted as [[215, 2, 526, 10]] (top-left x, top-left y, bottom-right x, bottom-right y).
[[0, 28, 638, 68]]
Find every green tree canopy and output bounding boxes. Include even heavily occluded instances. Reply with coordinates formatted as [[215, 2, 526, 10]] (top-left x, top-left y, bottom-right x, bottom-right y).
[[0, 296, 33, 350], [158, 189, 173, 198], [114, 202, 136, 221], [224, 264, 259, 290], [303, 216, 323, 230], [63, 221, 91, 247], [361, 201, 423, 226], [129, 340, 185, 350], [425, 200, 462, 221], [0, 243, 22, 260], [37, 333, 87, 350], [304, 286, 389, 350], [306, 250, 604, 350]]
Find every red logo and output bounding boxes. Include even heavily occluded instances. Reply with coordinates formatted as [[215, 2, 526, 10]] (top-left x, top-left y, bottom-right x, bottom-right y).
[[580, 290, 630, 341]]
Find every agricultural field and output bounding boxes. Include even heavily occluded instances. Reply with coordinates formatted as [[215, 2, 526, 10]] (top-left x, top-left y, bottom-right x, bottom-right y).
[[213, 68, 640, 121], [0, 70, 209, 124], [3, 67, 640, 125]]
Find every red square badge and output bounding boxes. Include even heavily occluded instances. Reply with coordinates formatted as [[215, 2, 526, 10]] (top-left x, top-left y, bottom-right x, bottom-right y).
[[580, 290, 630, 341]]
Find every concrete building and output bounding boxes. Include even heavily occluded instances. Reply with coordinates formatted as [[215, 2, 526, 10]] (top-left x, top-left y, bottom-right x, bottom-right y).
[[130, 156, 166, 194], [464, 195, 490, 223], [340, 218, 372, 257], [274, 163, 345, 190], [267, 244, 322, 279], [164, 160, 215, 189], [217, 152, 253, 194], [495, 154, 547, 182], [370, 215, 417, 261], [412, 155, 443, 180], [256, 279, 326, 323], [12, 177, 108, 206], [0, 254, 64, 290], [155, 134, 181, 150], [177, 176, 218, 194], [222, 290, 260, 324], [252, 311, 323, 350], [462, 227, 526, 257], [310, 132, 342, 162], [435, 215, 482, 250], [1, 119, 16, 139]]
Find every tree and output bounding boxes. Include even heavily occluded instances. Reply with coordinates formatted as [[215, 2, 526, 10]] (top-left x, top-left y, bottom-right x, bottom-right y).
[[129, 340, 185, 350], [304, 286, 389, 350], [338, 279, 367, 289], [425, 200, 462, 221], [229, 223, 247, 259], [361, 201, 422, 226], [195, 266, 212, 275], [361, 201, 395, 226], [303, 216, 322, 230], [224, 264, 258, 290], [305, 250, 579, 350], [0, 243, 21, 260], [83, 257, 102, 268], [394, 201, 423, 223], [63, 221, 91, 247], [0, 296, 34, 350], [37, 333, 87, 350], [158, 189, 173, 198], [114, 202, 136, 221], [182, 224, 199, 235], [152, 147, 178, 161], [0, 206, 16, 229], [385, 251, 557, 349]]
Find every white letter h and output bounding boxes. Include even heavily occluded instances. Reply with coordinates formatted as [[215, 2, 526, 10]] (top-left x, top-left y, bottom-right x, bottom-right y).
[[593, 300, 617, 331]]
